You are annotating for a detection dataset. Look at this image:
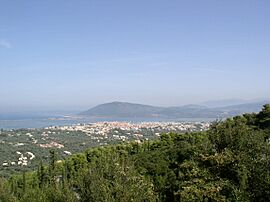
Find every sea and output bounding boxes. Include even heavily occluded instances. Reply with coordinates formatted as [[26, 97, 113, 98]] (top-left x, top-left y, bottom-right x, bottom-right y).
[[0, 113, 216, 130]]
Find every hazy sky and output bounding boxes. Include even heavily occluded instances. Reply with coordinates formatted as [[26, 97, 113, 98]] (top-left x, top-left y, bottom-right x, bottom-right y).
[[0, 0, 269, 112]]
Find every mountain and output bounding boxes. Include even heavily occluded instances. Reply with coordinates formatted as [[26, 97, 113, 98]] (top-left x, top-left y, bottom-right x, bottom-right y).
[[201, 99, 249, 108], [80, 102, 164, 118], [80, 101, 270, 119], [201, 98, 270, 108], [214, 101, 270, 117]]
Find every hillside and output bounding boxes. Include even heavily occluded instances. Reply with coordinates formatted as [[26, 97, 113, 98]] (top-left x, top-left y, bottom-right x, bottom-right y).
[[1, 105, 270, 201], [80, 101, 163, 118], [80, 101, 269, 119]]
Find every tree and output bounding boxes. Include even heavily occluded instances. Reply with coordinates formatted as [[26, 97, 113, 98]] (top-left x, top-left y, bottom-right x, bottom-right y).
[[0, 178, 17, 202], [257, 104, 270, 129], [78, 152, 157, 202]]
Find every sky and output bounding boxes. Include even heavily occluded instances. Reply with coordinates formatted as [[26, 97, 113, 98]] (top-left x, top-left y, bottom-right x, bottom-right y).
[[0, 0, 270, 112]]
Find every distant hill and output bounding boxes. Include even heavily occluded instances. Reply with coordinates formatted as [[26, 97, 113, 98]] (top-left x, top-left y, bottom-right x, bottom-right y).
[[201, 98, 270, 108], [214, 101, 270, 117], [201, 99, 249, 108], [80, 102, 163, 118], [80, 101, 270, 119]]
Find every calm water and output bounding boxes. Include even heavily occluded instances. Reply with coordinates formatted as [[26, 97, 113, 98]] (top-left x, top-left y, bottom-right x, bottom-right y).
[[0, 115, 216, 130]]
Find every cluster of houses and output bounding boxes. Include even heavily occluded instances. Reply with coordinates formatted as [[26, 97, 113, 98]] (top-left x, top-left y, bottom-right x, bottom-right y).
[[1, 121, 210, 168], [39, 141, 64, 149], [2, 151, 35, 167], [46, 121, 210, 138]]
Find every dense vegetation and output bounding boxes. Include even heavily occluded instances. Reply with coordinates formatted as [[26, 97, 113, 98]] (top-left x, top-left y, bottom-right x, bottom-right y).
[[0, 104, 269, 201]]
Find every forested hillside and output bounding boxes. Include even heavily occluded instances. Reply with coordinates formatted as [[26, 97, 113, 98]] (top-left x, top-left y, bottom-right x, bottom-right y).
[[0, 105, 269, 202]]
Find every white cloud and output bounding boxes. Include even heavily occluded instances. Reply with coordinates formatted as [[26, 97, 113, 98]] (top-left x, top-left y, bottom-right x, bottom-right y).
[[0, 39, 11, 48]]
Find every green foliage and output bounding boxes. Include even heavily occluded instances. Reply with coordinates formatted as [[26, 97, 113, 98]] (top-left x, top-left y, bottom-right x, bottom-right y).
[[0, 105, 270, 201], [78, 152, 157, 202], [0, 178, 17, 202], [206, 107, 270, 201], [257, 104, 270, 129]]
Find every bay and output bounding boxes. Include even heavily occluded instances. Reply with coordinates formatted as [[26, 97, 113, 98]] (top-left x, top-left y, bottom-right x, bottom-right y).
[[0, 115, 215, 130]]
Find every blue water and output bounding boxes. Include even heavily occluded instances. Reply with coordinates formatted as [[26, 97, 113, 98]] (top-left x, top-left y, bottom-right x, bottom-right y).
[[0, 118, 79, 130], [0, 115, 215, 130], [0, 112, 74, 129]]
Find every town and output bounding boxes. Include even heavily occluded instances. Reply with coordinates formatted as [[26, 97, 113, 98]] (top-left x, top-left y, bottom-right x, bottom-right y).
[[0, 121, 210, 177], [47, 121, 210, 139]]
